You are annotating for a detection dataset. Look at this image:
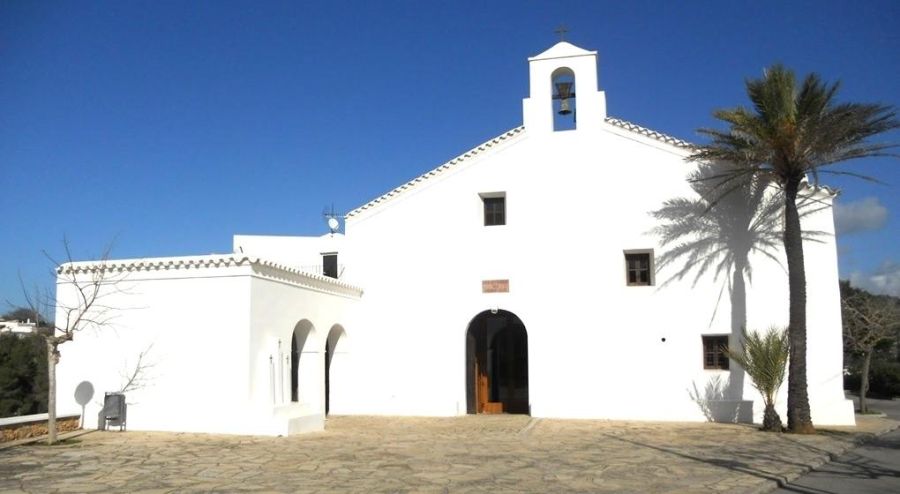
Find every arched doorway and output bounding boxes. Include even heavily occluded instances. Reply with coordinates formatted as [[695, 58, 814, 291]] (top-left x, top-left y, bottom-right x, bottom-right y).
[[325, 325, 346, 415], [465, 310, 529, 414]]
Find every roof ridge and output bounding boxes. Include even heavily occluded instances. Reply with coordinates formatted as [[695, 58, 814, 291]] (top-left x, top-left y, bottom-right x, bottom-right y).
[[603, 117, 694, 148], [345, 126, 525, 218]]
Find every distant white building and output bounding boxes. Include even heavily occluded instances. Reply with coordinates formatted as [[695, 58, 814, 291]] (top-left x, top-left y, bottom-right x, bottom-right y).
[[0, 319, 37, 335], [56, 42, 854, 436]]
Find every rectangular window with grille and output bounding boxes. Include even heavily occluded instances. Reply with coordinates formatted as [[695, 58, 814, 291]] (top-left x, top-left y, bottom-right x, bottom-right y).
[[702, 335, 730, 370], [624, 251, 653, 286], [482, 194, 506, 226]]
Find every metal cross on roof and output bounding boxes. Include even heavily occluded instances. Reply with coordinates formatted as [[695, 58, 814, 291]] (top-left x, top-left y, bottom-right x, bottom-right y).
[[554, 24, 568, 41]]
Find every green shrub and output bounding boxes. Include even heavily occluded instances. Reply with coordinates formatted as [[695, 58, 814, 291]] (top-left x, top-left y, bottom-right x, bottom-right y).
[[867, 360, 900, 398], [0, 333, 48, 416]]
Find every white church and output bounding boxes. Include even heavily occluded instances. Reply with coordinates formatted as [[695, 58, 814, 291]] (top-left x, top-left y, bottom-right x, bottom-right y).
[[56, 41, 855, 435]]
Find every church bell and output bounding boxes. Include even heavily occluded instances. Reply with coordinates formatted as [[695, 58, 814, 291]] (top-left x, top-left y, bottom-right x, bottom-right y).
[[554, 81, 574, 115]]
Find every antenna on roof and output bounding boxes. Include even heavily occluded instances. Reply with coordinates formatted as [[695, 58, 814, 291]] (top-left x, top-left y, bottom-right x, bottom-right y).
[[323, 204, 343, 234]]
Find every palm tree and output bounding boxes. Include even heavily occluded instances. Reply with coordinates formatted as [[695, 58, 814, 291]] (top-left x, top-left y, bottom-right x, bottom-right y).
[[693, 66, 898, 433], [725, 327, 790, 432]]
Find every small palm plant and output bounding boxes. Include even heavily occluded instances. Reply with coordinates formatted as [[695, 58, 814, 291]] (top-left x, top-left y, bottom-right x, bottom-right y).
[[725, 327, 790, 432]]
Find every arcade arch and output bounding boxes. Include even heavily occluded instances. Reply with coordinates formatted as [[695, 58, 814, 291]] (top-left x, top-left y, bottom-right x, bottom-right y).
[[290, 320, 319, 405]]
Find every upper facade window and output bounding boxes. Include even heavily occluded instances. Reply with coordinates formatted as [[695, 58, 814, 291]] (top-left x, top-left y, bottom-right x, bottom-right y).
[[322, 253, 338, 279], [624, 250, 653, 286], [481, 193, 506, 226]]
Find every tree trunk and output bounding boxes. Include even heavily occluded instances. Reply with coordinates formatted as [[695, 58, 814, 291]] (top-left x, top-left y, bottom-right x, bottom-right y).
[[860, 349, 872, 414], [761, 403, 784, 432], [783, 177, 815, 434], [47, 340, 58, 445]]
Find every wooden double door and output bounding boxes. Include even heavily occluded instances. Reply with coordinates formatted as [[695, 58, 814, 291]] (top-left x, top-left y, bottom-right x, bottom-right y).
[[466, 310, 529, 414]]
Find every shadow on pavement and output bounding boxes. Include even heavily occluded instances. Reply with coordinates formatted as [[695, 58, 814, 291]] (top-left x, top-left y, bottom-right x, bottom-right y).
[[776, 433, 900, 493], [601, 429, 900, 494]]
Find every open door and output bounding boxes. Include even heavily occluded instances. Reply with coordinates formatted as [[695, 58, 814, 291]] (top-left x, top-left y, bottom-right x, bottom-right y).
[[465, 310, 529, 414]]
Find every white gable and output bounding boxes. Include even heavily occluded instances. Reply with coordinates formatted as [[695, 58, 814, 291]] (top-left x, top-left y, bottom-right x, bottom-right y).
[[528, 41, 598, 61]]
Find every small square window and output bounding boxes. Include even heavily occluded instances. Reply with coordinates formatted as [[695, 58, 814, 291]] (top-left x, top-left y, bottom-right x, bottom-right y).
[[702, 335, 730, 370], [482, 195, 505, 226], [624, 251, 653, 286]]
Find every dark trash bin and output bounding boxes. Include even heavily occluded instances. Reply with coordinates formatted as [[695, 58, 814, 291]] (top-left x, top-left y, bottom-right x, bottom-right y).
[[101, 392, 126, 431]]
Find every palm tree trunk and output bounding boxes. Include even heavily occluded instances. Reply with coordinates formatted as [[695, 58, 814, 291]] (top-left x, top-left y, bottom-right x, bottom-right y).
[[47, 339, 58, 445], [784, 177, 815, 434], [860, 349, 872, 414], [762, 402, 784, 432]]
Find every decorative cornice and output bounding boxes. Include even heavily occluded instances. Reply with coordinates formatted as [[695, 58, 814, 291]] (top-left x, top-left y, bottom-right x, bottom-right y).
[[800, 181, 839, 198], [60, 254, 251, 274], [58, 254, 364, 298], [251, 259, 363, 298]]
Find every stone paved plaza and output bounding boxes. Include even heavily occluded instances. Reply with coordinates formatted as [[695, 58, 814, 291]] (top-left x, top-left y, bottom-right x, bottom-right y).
[[0, 415, 896, 493]]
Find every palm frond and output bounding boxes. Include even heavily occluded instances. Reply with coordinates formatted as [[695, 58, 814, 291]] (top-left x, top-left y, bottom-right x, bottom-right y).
[[693, 66, 899, 182]]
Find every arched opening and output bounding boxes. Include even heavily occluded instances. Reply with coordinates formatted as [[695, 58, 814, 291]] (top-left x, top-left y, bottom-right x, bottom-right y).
[[465, 310, 529, 414], [551, 67, 576, 131], [325, 325, 347, 415], [291, 333, 299, 402], [290, 320, 318, 404]]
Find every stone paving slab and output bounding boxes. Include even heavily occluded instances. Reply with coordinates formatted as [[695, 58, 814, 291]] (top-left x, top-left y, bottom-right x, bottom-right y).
[[0, 415, 896, 493]]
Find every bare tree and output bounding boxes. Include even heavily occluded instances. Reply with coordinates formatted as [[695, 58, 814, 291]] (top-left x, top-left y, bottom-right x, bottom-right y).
[[841, 283, 900, 413], [22, 239, 124, 444]]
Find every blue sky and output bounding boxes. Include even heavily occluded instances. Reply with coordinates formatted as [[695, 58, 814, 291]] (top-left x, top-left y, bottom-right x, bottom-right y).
[[2, 0, 899, 310]]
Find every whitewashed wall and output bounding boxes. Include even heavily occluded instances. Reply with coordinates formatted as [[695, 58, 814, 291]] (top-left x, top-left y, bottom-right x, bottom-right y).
[[245, 266, 359, 434], [234, 234, 344, 275], [339, 42, 854, 425], [55, 259, 255, 434], [55, 256, 360, 436]]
